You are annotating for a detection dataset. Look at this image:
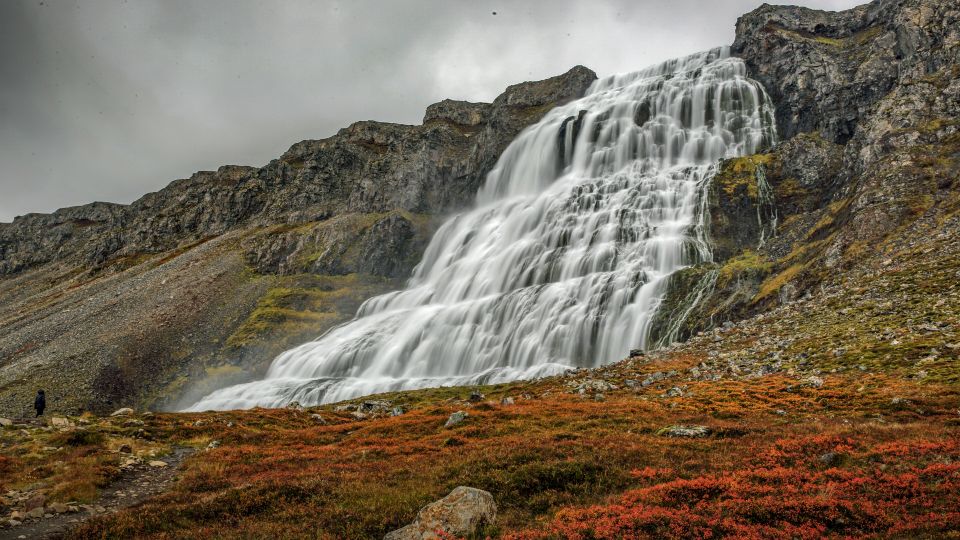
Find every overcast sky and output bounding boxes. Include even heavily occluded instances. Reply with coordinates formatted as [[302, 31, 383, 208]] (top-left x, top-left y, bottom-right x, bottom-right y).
[[0, 0, 865, 222]]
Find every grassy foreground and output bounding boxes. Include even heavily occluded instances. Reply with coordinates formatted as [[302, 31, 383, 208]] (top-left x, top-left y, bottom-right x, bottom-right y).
[[1, 366, 957, 538], [2, 247, 959, 539]]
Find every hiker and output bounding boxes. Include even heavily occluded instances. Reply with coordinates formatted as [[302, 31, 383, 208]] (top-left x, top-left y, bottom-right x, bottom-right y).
[[34, 389, 45, 417]]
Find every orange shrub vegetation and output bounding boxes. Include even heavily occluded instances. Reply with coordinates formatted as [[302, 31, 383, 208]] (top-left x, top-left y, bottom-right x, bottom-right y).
[[66, 370, 959, 539]]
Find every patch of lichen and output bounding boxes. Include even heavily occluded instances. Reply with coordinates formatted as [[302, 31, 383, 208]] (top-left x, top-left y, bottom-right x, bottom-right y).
[[754, 263, 805, 303], [773, 177, 809, 200], [714, 154, 775, 199], [803, 199, 849, 241], [717, 250, 772, 289]]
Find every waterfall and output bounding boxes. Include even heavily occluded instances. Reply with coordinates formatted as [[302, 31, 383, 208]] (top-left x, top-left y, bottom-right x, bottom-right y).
[[188, 47, 776, 411]]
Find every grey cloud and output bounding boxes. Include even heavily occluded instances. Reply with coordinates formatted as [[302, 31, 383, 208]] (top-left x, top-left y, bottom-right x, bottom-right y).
[[0, 0, 865, 222]]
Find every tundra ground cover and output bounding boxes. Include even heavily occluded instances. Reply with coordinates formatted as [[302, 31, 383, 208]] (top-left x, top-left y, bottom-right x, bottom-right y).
[[2, 360, 956, 538]]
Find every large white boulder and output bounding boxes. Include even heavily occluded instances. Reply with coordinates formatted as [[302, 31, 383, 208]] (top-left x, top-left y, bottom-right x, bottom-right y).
[[384, 486, 496, 540]]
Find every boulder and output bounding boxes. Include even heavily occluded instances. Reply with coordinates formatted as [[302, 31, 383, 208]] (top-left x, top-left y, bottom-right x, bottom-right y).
[[444, 411, 468, 428], [49, 502, 69, 514], [26, 507, 45, 519], [569, 379, 617, 394], [384, 486, 497, 540], [24, 494, 45, 511], [657, 425, 712, 438], [110, 407, 134, 417], [148, 460, 168, 468], [50, 417, 73, 427], [0, 417, 12, 427]]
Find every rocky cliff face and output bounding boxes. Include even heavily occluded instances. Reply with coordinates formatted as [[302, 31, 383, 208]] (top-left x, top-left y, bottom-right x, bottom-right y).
[[0, 66, 596, 415], [651, 0, 959, 343]]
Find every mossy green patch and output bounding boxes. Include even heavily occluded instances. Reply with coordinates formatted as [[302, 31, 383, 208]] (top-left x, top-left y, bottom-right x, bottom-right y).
[[718, 250, 773, 288], [754, 263, 805, 302], [714, 154, 775, 199], [225, 273, 401, 351]]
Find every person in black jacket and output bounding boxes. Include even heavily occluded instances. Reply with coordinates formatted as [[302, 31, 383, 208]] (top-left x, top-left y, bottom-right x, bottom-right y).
[[34, 389, 45, 417]]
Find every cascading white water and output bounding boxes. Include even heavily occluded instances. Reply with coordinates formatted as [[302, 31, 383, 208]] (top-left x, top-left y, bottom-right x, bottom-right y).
[[188, 47, 776, 411]]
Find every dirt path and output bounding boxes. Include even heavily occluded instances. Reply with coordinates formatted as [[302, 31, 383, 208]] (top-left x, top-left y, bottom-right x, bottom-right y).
[[0, 447, 194, 540]]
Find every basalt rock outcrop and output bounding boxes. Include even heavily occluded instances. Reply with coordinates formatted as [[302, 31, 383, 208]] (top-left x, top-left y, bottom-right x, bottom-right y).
[[0, 66, 596, 416], [651, 0, 959, 344]]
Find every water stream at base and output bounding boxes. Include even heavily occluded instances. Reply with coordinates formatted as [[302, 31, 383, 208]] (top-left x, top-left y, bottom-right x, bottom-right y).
[[188, 47, 777, 411]]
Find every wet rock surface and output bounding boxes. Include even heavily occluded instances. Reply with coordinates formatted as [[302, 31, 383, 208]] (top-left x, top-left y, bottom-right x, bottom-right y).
[[652, 0, 960, 343]]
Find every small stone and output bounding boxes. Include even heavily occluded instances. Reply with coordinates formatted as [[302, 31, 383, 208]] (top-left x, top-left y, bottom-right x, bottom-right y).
[[468, 391, 485, 403], [206, 440, 221, 450], [7, 519, 21, 527], [657, 424, 711, 438], [500, 397, 515, 406], [50, 502, 69, 513], [117, 444, 132, 453], [110, 408, 134, 417], [310, 413, 327, 424], [593, 393, 605, 401], [50, 417, 72, 428], [774, 409, 787, 416], [665, 386, 684, 398], [444, 411, 468, 428], [26, 507, 45, 519], [0, 418, 12, 427], [148, 460, 168, 468], [391, 406, 406, 417], [890, 397, 912, 409], [819, 452, 846, 467]]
